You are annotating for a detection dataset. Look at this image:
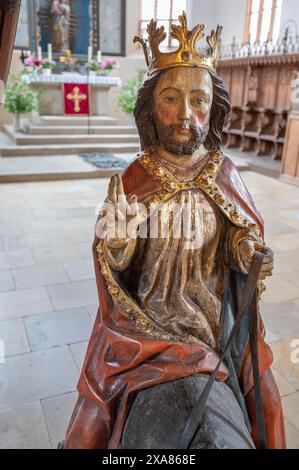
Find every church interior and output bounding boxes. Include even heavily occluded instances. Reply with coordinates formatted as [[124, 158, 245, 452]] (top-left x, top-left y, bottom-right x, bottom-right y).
[[0, 0, 299, 449]]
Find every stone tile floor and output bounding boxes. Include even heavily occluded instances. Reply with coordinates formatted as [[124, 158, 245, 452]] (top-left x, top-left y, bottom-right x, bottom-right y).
[[0, 173, 298, 448]]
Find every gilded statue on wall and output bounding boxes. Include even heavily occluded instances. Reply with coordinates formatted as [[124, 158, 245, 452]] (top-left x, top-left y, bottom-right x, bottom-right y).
[[38, 0, 75, 54], [50, 0, 71, 52]]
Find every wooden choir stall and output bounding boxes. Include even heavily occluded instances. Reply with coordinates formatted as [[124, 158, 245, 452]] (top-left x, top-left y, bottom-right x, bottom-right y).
[[217, 38, 299, 170]]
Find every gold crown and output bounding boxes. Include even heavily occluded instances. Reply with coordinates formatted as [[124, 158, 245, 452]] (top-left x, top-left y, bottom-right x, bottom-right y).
[[134, 11, 222, 76]]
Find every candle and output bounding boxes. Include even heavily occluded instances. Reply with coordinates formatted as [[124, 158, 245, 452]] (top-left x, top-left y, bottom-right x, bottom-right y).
[[37, 46, 42, 60], [97, 50, 102, 63], [47, 43, 52, 62], [88, 46, 92, 62]]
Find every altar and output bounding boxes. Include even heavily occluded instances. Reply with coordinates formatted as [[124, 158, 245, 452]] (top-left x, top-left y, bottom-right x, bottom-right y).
[[22, 73, 122, 116]]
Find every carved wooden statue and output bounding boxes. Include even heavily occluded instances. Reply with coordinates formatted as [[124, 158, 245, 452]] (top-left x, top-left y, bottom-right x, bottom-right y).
[[51, 0, 71, 52], [63, 13, 286, 449]]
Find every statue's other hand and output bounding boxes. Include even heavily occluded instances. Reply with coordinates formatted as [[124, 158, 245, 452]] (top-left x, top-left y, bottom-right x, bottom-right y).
[[238, 239, 274, 280]]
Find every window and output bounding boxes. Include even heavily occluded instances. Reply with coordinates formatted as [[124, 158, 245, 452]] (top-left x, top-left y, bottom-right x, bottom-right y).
[[139, 0, 187, 48], [244, 0, 283, 44]]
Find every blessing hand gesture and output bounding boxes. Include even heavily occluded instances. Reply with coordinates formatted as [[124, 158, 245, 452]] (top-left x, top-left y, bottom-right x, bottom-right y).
[[104, 174, 145, 249]]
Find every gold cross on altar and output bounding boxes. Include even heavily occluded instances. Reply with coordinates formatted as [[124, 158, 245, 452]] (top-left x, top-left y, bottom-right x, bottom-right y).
[[59, 50, 78, 72], [66, 86, 87, 113]]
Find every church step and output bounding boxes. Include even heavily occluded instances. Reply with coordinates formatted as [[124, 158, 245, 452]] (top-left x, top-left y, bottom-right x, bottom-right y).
[[3, 127, 140, 146], [25, 125, 137, 135], [36, 115, 119, 126], [19, 134, 140, 145], [0, 155, 127, 183], [0, 142, 141, 157]]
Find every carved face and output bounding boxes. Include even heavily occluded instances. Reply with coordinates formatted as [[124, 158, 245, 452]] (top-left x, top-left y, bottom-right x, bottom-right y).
[[153, 67, 213, 155]]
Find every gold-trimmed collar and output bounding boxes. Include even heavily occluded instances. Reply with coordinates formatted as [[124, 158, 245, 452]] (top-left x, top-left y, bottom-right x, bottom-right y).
[[138, 149, 262, 239]]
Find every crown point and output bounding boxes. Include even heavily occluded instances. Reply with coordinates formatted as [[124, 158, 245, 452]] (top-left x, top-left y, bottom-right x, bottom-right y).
[[139, 11, 221, 75], [182, 51, 191, 61]]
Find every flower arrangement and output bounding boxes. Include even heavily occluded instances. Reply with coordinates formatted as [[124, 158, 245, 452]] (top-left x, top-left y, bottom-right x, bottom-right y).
[[23, 54, 45, 74], [86, 58, 117, 75], [86, 60, 100, 72], [4, 74, 39, 131], [98, 58, 117, 75], [24, 55, 43, 68], [99, 58, 116, 71], [42, 60, 56, 70], [22, 54, 56, 76]]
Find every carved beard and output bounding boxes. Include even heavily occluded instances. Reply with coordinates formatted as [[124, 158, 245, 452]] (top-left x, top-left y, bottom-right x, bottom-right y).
[[154, 119, 210, 155]]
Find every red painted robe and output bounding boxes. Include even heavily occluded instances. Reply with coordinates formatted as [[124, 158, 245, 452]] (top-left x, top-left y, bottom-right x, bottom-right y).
[[64, 150, 286, 449]]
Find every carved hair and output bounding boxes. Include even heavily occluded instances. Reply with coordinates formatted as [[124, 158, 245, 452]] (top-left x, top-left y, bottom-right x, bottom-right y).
[[134, 68, 231, 152]]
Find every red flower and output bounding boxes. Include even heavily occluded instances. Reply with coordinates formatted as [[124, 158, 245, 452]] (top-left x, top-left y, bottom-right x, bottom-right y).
[[34, 60, 44, 67]]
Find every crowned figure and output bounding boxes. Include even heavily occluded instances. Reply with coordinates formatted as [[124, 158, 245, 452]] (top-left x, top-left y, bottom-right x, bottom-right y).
[[63, 12, 286, 449], [51, 0, 71, 52]]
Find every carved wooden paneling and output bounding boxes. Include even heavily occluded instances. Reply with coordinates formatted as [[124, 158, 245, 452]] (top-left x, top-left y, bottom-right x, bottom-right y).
[[275, 67, 293, 111], [230, 67, 247, 106], [218, 54, 299, 160], [218, 54, 299, 110], [258, 66, 278, 109]]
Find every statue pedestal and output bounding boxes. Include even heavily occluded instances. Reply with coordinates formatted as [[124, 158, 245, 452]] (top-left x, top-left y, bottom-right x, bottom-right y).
[[22, 73, 121, 117]]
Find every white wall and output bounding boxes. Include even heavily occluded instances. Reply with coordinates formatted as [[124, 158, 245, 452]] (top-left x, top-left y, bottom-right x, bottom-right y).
[[188, 0, 247, 46], [125, 0, 140, 55], [216, 0, 247, 45], [279, 0, 299, 39], [188, 0, 217, 34]]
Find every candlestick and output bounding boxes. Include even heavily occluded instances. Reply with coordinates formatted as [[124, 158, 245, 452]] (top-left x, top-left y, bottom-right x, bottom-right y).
[[47, 43, 52, 62], [97, 50, 102, 63], [37, 46, 42, 60], [88, 46, 92, 62]]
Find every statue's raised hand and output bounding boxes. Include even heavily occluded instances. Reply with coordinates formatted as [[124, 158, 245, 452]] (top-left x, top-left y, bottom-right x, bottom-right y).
[[105, 174, 143, 249]]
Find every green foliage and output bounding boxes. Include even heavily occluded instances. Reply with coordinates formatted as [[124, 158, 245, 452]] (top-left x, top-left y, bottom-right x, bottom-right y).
[[116, 75, 143, 115], [87, 60, 100, 71], [4, 75, 38, 115], [42, 60, 55, 70]]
